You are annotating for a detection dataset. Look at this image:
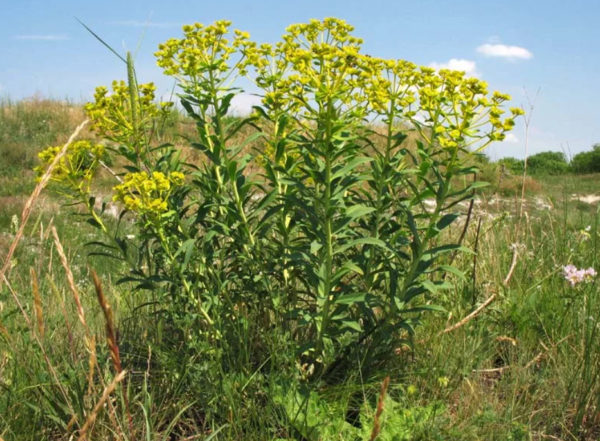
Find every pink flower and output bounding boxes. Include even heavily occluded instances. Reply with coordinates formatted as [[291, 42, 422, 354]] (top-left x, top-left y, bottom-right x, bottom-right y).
[[563, 264, 597, 286]]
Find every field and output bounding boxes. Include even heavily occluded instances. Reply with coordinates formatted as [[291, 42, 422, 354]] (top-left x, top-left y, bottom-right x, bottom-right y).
[[1, 21, 600, 440]]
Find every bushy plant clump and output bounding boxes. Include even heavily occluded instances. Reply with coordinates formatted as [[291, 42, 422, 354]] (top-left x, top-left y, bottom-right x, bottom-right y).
[[34, 17, 521, 436], [527, 151, 570, 175], [571, 143, 600, 173]]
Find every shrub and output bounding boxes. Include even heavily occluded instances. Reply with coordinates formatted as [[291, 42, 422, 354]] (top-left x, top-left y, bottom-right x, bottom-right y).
[[571, 144, 600, 173], [35, 17, 521, 431], [497, 156, 524, 175], [526, 151, 569, 175]]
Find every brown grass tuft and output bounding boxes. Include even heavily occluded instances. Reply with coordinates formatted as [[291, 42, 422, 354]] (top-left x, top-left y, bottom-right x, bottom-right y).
[[76, 369, 127, 441], [369, 375, 390, 441], [86, 336, 97, 397], [91, 269, 122, 374], [30, 268, 44, 338], [51, 226, 89, 334], [0, 319, 10, 341], [0, 119, 89, 289]]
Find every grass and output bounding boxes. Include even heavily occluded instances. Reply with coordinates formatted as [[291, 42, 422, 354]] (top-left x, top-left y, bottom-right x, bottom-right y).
[[1, 98, 600, 440]]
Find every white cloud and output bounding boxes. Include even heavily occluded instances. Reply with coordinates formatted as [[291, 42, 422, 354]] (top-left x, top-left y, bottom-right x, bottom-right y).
[[229, 93, 262, 115], [476, 43, 533, 60], [504, 133, 519, 144], [429, 58, 479, 77], [14, 34, 68, 41], [111, 20, 179, 28]]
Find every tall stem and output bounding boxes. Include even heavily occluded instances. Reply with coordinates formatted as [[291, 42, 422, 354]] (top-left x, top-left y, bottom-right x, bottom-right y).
[[317, 102, 335, 355]]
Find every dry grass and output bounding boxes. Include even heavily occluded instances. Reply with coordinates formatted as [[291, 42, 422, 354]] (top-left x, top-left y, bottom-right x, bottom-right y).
[[369, 376, 391, 441], [76, 369, 127, 441], [52, 225, 89, 333], [0, 118, 88, 289]]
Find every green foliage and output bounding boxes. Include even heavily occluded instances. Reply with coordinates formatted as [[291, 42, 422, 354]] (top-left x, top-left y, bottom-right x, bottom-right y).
[[272, 383, 448, 440], [3, 108, 600, 440], [527, 150, 569, 175], [67, 18, 516, 384], [7, 17, 571, 441], [571, 143, 600, 173], [27, 18, 517, 436], [497, 156, 524, 174]]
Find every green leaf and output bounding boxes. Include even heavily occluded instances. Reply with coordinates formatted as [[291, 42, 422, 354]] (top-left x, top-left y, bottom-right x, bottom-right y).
[[311, 241, 323, 255], [345, 204, 376, 220], [436, 213, 460, 230], [400, 304, 446, 314], [334, 237, 388, 255], [341, 320, 362, 332], [422, 244, 472, 260], [179, 239, 196, 271], [340, 261, 364, 277], [467, 181, 489, 189], [334, 292, 366, 305], [218, 92, 236, 117], [436, 264, 466, 280], [331, 156, 372, 180], [421, 280, 453, 294]]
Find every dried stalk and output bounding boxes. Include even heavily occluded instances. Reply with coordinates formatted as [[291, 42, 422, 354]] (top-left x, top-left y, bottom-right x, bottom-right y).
[[86, 336, 97, 396], [91, 269, 133, 438], [52, 226, 89, 334], [76, 370, 127, 441], [91, 270, 121, 373], [30, 268, 44, 338], [503, 246, 519, 286], [369, 376, 390, 441], [0, 119, 89, 290], [1, 274, 78, 427], [439, 292, 497, 336]]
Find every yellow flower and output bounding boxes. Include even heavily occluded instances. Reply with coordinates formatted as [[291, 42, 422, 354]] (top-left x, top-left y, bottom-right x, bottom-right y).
[[35, 140, 105, 194], [113, 171, 185, 219], [153, 18, 523, 154], [155, 20, 246, 79], [169, 171, 185, 185], [84, 80, 170, 148]]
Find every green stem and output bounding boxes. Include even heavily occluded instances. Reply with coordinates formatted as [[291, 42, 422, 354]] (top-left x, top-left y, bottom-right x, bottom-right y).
[[208, 73, 255, 247], [367, 107, 396, 290], [83, 194, 108, 235], [400, 149, 454, 306], [317, 102, 335, 356], [157, 228, 214, 326]]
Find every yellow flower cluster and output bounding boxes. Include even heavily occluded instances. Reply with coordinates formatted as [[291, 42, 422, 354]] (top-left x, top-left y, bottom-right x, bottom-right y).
[[155, 18, 523, 151], [112, 171, 185, 219], [155, 20, 251, 80], [239, 17, 521, 148], [362, 58, 419, 114], [242, 18, 371, 116], [35, 140, 105, 193], [84, 80, 173, 146], [404, 69, 524, 149]]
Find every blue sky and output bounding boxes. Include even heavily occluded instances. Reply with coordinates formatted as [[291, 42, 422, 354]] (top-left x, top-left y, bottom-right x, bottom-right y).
[[1, 0, 599, 159]]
